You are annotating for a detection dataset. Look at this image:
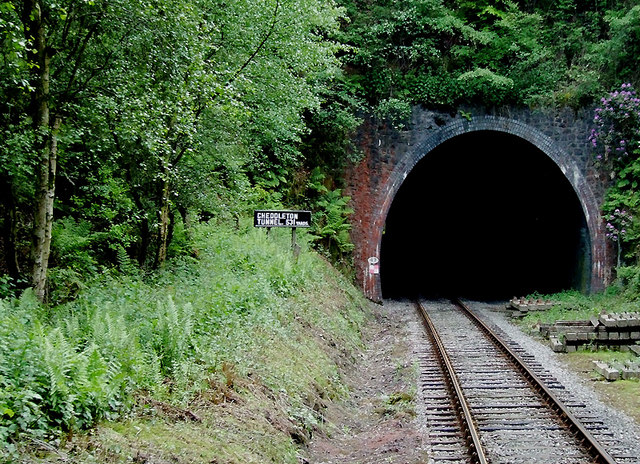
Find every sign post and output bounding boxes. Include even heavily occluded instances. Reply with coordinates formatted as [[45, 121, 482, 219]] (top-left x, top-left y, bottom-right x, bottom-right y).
[[254, 210, 312, 256]]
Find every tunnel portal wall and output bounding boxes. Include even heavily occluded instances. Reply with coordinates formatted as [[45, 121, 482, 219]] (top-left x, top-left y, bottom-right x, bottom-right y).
[[344, 106, 613, 302]]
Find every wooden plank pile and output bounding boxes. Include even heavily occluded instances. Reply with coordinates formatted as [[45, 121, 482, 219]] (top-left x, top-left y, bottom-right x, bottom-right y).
[[537, 312, 640, 353]]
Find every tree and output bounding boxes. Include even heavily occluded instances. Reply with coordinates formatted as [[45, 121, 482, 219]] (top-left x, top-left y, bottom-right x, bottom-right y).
[[0, 2, 33, 284], [97, 0, 345, 268], [1, 0, 348, 300], [0, 0, 149, 300]]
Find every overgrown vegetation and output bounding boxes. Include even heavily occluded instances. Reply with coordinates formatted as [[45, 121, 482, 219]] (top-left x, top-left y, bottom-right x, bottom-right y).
[[0, 220, 369, 460], [590, 83, 640, 269], [0, 0, 353, 302], [333, 0, 640, 111]]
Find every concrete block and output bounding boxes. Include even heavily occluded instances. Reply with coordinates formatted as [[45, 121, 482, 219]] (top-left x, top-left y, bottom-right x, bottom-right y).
[[566, 345, 577, 353], [619, 332, 630, 340], [577, 332, 589, 341], [617, 315, 630, 328], [592, 361, 620, 381], [630, 332, 640, 340], [550, 337, 565, 352], [538, 324, 551, 337], [609, 332, 620, 341], [565, 332, 578, 342], [579, 326, 596, 333], [629, 345, 640, 357], [622, 364, 640, 380], [600, 314, 618, 328], [598, 332, 609, 341]]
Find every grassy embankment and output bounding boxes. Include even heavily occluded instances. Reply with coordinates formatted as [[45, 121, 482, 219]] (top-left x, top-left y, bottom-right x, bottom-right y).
[[0, 221, 371, 463], [518, 289, 640, 422]]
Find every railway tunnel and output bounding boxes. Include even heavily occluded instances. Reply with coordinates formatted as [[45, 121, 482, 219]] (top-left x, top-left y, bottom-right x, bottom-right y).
[[380, 131, 591, 300]]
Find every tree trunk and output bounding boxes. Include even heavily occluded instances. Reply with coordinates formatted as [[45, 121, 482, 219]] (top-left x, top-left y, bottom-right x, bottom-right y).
[[6, 196, 21, 281], [137, 218, 150, 267], [166, 209, 176, 254], [155, 171, 172, 268], [25, 0, 60, 302], [177, 205, 193, 241], [31, 116, 61, 302], [617, 240, 622, 269]]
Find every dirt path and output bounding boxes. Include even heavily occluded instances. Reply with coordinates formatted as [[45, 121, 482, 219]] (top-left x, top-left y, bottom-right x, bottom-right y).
[[306, 301, 428, 464]]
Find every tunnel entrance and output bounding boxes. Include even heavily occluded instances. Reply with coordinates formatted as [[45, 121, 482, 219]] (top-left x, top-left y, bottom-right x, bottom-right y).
[[380, 131, 591, 300]]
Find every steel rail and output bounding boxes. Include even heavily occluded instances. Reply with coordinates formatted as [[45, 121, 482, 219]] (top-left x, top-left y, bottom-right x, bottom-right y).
[[453, 298, 618, 464], [416, 301, 489, 464]]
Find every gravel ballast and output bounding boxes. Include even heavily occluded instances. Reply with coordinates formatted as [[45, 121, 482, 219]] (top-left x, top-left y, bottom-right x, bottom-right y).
[[470, 300, 640, 460]]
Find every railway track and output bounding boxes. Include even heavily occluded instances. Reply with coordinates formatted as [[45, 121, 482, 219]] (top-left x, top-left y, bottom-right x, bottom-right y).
[[416, 299, 634, 464]]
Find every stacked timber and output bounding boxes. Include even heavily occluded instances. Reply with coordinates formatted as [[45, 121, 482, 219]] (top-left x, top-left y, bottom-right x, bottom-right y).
[[539, 312, 640, 353]]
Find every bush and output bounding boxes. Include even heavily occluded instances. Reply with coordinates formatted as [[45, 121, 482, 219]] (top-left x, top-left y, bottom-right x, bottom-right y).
[[0, 220, 364, 454], [457, 68, 515, 106], [617, 265, 640, 299]]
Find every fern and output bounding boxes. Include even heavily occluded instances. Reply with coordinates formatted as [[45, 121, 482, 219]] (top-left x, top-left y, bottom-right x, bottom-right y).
[[312, 190, 354, 257], [153, 297, 197, 378], [115, 244, 137, 275], [39, 328, 80, 429], [0, 219, 365, 448]]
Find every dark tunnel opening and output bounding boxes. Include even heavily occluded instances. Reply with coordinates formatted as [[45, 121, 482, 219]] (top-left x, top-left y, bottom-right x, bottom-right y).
[[380, 131, 591, 300]]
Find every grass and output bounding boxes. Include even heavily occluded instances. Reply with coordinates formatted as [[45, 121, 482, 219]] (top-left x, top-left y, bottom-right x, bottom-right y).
[[570, 349, 637, 366], [375, 391, 416, 420], [519, 289, 640, 328], [65, 395, 305, 464], [1, 220, 371, 462]]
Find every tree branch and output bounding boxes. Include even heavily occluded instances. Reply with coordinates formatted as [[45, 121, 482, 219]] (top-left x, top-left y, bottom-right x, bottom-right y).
[[220, 0, 281, 96]]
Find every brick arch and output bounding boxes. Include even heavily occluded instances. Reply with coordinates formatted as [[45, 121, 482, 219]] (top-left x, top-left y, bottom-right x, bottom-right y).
[[362, 115, 607, 302]]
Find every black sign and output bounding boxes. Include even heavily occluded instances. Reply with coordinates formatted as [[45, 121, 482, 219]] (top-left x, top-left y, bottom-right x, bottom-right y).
[[254, 210, 312, 228]]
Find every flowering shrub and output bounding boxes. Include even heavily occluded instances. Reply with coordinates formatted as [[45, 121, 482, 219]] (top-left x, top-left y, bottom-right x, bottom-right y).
[[591, 84, 640, 265], [589, 83, 640, 170], [605, 208, 634, 267], [605, 208, 632, 242]]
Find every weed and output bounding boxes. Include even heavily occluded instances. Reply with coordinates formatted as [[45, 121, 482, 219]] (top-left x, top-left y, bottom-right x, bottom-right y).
[[375, 390, 416, 419]]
